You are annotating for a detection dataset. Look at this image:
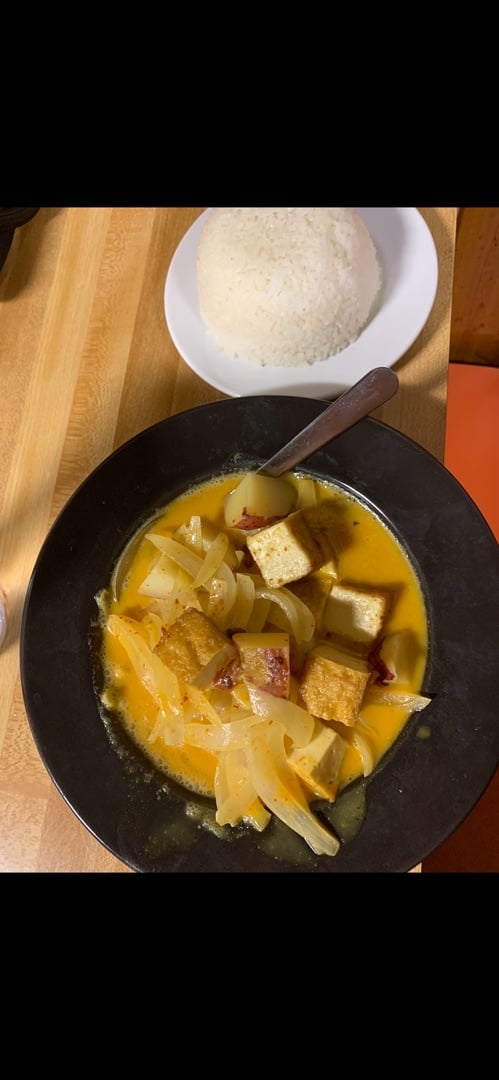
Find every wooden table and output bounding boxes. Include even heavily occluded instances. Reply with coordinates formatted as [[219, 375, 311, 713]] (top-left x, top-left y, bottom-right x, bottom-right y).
[[450, 208, 499, 365], [0, 207, 457, 873]]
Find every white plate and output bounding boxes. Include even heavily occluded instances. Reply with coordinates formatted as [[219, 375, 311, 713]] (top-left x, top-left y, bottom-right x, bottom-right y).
[[164, 208, 439, 400]]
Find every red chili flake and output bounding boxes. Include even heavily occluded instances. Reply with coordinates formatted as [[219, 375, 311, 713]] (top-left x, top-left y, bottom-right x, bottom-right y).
[[368, 639, 395, 684]]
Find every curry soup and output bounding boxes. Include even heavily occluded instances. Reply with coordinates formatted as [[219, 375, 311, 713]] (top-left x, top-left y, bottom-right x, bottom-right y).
[[96, 471, 428, 812]]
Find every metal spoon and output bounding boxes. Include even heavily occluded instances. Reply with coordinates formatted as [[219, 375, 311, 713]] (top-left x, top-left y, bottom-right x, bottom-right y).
[[258, 366, 399, 477]]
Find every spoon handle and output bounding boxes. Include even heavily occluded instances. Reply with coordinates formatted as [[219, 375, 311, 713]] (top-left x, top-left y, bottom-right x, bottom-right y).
[[259, 366, 399, 477]]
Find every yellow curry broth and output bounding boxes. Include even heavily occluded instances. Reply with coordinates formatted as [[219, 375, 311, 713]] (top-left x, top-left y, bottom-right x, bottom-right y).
[[99, 473, 428, 799]]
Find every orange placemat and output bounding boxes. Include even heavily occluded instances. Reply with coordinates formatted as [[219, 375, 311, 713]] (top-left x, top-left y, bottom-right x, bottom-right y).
[[424, 362, 499, 872], [445, 363, 499, 541]]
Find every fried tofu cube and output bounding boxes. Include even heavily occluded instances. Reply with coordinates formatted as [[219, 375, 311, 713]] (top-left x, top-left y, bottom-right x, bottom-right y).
[[302, 502, 339, 574], [246, 510, 328, 588], [290, 574, 332, 631], [288, 720, 347, 800], [232, 631, 290, 698], [154, 607, 235, 684], [297, 646, 370, 727], [323, 583, 389, 650]]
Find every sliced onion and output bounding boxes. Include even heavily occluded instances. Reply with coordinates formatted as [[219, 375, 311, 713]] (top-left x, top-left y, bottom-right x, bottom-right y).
[[351, 729, 374, 777], [138, 553, 181, 598], [184, 684, 223, 726], [207, 562, 237, 623], [145, 534, 204, 578], [229, 572, 256, 630], [206, 578, 228, 623], [214, 747, 270, 829], [246, 596, 271, 632], [243, 800, 273, 832], [232, 682, 251, 710], [377, 630, 419, 685], [185, 712, 258, 752], [364, 686, 432, 711], [107, 614, 184, 744], [191, 532, 229, 589], [141, 611, 163, 650], [245, 719, 340, 856], [247, 685, 314, 747], [145, 533, 237, 624], [148, 707, 184, 747], [208, 687, 243, 719], [139, 559, 201, 624], [255, 584, 315, 643], [110, 518, 158, 600], [200, 520, 239, 570], [173, 515, 239, 568], [174, 515, 203, 553]]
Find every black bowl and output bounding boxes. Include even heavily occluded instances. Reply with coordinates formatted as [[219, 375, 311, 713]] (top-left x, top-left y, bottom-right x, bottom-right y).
[[0, 208, 39, 271], [20, 397, 499, 873]]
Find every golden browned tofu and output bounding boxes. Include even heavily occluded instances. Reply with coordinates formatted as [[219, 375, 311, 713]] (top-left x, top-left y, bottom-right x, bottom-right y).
[[290, 574, 332, 630], [302, 502, 339, 572], [288, 720, 347, 800], [322, 583, 389, 650], [154, 607, 235, 684], [246, 510, 328, 588], [297, 647, 370, 727]]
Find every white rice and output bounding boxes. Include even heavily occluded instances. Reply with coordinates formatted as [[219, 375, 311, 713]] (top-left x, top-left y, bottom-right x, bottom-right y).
[[196, 207, 381, 368]]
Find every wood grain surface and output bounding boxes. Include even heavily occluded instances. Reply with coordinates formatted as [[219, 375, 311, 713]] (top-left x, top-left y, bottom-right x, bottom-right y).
[[450, 207, 499, 365], [0, 207, 457, 873]]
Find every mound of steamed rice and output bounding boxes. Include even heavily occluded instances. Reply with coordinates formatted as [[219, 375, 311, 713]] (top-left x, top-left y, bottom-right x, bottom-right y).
[[196, 207, 382, 368]]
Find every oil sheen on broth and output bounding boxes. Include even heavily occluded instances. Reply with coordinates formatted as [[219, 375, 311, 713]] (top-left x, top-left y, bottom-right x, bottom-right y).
[[97, 472, 428, 804]]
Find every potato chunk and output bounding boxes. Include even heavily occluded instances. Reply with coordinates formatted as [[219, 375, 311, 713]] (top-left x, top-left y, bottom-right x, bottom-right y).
[[224, 472, 296, 530], [233, 631, 290, 698]]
